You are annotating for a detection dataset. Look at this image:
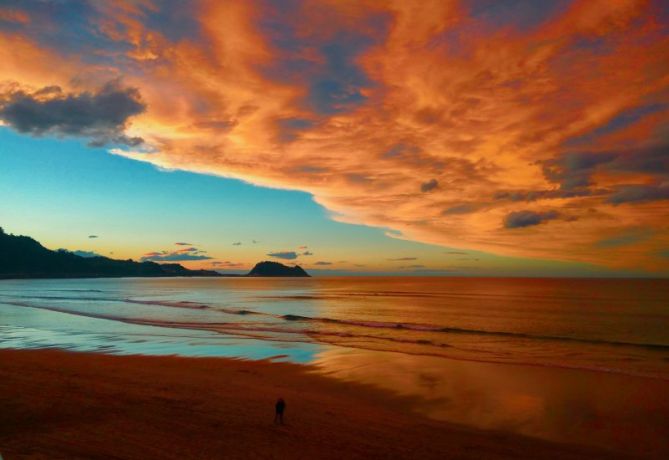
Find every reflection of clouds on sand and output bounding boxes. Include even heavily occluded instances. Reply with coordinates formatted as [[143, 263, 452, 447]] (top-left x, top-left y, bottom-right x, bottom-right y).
[[311, 347, 548, 431], [311, 346, 669, 456]]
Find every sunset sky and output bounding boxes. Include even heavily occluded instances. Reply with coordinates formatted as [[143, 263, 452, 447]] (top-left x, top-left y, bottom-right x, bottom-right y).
[[1, 0, 668, 276]]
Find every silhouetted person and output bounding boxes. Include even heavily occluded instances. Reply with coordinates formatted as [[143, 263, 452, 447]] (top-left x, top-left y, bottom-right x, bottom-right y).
[[274, 397, 286, 424]]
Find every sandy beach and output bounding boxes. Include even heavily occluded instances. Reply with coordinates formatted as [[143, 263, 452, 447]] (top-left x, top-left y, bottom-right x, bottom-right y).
[[0, 349, 634, 460]]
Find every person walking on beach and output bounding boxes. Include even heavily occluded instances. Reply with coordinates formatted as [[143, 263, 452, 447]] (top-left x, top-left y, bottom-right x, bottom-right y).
[[274, 397, 286, 425]]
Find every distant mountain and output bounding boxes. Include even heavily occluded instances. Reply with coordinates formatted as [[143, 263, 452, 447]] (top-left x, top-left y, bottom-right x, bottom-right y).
[[247, 261, 310, 277], [0, 228, 221, 279]]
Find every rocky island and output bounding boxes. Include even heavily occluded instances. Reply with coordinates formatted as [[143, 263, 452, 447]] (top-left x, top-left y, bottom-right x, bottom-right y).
[[246, 260, 310, 277]]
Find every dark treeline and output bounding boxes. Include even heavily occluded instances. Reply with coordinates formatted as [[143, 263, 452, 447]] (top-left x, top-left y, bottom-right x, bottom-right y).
[[0, 228, 221, 279]]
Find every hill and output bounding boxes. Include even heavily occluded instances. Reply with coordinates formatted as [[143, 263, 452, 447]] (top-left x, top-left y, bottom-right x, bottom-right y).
[[0, 228, 221, 279], [247, 261, 310, 277]]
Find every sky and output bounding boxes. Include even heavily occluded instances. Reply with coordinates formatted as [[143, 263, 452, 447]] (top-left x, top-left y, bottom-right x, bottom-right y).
[[0, 0, 668, 276]]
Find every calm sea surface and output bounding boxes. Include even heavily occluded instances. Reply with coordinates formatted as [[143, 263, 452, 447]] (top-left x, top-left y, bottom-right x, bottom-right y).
[[1, 277, 668, 454]]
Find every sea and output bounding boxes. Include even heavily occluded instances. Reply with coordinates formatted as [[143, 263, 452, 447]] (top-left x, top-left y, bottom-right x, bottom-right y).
[[1, 277, 668, 454]]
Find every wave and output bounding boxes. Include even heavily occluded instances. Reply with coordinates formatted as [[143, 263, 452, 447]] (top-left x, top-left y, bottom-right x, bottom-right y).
[[6, 297, 669, 352], [277, 313, 669, 351], [130, 300, 658, 349], [124, 299, 259, 316], [255, 291, 445, 300], [0, 293, 121, 302], [256, 289, 669, 303], [6, 295, 669, 351], [127, 299, 211, 310], [4, 299, 669, 380]]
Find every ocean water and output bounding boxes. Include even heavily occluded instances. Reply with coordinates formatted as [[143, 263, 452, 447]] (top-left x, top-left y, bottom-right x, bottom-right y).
[[1, 277, 668, 454]]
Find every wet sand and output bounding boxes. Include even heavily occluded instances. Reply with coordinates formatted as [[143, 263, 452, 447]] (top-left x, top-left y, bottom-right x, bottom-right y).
[[0, 349, 632, 459]]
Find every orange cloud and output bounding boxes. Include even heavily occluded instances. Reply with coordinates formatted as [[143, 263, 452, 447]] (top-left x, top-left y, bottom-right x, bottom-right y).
[[0, 7, 29, 24], [2, 0, 668, 272]]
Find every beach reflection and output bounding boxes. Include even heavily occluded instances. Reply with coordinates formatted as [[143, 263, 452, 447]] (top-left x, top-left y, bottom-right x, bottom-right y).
[[312, 346, 669, 456], [3, 277, 668, 456]]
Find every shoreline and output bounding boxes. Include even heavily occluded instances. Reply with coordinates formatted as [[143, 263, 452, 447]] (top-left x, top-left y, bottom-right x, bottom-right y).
[[2, 275, 669, 281], [0, 348, 632, 459]]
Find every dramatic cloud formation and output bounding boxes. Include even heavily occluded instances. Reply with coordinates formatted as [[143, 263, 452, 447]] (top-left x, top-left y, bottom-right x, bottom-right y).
[[1, 0, 668, 272], [443, 204, 478, 215], [504, 210, 560, 229], [420, 179, 439, 193], [0, 80, 145, 146], [596, 229, 653, 248], [174, 242, 192, 246], [608, 184, 669, 205], [141, 246, 212, 262], [313, 261, 332, 266], [267, 251, 298, 260]]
